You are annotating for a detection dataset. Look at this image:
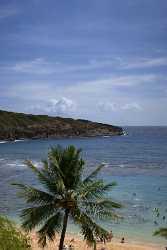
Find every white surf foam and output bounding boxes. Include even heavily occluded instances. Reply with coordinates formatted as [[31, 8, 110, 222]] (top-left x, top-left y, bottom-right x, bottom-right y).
[[14, 139, 25, 142]]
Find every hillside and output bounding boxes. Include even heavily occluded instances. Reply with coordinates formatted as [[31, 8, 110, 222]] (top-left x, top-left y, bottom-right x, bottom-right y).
[[0, 110, 123, 140]]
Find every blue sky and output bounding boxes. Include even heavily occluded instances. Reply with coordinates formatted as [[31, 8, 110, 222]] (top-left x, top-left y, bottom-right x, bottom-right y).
[[0, 0, 167, 125]]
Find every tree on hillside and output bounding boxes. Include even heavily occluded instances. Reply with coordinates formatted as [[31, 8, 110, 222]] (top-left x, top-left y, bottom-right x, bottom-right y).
[[0, 215, 31, 250], [13, 145, 122, 250]]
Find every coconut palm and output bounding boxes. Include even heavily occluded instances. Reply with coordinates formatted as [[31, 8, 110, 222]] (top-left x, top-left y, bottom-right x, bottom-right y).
[[13, 145, 121, 250]]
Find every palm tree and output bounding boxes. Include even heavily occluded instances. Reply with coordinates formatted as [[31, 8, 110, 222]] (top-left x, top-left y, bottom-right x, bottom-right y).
[[13, 145, 121, 250]]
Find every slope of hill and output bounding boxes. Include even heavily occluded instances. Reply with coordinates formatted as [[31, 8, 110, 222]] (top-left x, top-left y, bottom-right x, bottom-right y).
[[0, 110, 123, 140]]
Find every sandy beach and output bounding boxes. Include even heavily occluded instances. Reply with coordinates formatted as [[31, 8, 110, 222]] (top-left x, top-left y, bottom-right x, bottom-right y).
[[30, 232, 164, 250]]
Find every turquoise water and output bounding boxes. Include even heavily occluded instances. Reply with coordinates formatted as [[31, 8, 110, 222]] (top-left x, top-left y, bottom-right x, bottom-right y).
[[0, 126, 167, 245]]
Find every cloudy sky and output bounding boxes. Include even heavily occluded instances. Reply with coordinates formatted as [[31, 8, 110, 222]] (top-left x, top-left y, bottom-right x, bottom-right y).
[[0, 0, 167, 125]]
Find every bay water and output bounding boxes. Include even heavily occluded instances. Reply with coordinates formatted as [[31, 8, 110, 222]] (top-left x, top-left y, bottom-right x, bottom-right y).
[[0, 126, 167, 245]]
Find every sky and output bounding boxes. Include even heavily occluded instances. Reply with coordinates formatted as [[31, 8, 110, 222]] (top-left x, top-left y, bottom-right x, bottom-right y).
[[0, 0, 167, 125]]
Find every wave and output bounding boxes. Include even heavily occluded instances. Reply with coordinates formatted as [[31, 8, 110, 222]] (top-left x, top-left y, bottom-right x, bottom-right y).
[[7, 163, 19, 167], [0, 139, 26, 144], [0, 141, 8, 144], [122, 130, 128, 136], [14, 139, 26, 142], [3, 159, 42, 170], [6, 160, 26, 169]]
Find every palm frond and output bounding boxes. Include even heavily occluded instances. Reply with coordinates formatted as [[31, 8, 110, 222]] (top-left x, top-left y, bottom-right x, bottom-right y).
[[48, 145, 63, 164], [47, 156, 65, 180], [12, 183, 55, 204], [48, 145, 84, 189], [82, 198, 121, 209], [25, 160, 65, 195], [41, 159, 49, 171], [20, 204, 58, 231], [25, 160, 52, 188], [83, 164, 105, 184], [94, 199, 122, 209], [95, 209, 122, 221], [72, 207, 109, 244], [154, 228, 167, 239], [38, 212, 63, 247], [75, 195, 122, 223], [58, 146, 84, 188], [80, 181, 117, 199]]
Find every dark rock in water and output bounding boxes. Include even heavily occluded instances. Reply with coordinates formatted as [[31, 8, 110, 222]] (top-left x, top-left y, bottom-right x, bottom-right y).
[[0, 110, 123, 140]]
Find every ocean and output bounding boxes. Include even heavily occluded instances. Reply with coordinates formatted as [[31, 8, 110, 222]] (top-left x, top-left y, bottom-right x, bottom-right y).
[[0, 126, 167, 245]]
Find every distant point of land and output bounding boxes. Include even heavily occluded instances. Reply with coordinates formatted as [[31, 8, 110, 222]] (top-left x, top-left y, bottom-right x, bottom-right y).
[[0, 110, 123, 141]]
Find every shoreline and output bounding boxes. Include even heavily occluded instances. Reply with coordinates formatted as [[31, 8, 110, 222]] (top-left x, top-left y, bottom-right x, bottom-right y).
[[12, 217, 165, 249], [0, 133, 123, 143], [29, 232, 164, 250]]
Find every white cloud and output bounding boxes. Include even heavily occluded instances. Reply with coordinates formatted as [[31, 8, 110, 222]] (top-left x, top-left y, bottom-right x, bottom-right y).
[[1, 73, 162, 102], [12, 58, 56, 74], [121, 57, 167, 69], [86, 56, 167, 70], [3, 55, 167, 77], [98, 101, 142, 112], [67, 74, 158, 96], [98, 102, 118, 111], [29, 97, 76, 116], [47, 97, 76, 114], [121, 102, 142, 111], [9, 57, 116, 75]]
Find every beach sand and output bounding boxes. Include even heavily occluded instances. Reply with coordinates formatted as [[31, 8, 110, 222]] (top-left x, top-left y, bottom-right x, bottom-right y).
[[29, 232, 164, 250]]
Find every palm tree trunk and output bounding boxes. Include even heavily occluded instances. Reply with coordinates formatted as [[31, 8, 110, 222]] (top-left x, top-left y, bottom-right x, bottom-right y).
[[59, 209, 69, 250], [93, 240, 97, 250]]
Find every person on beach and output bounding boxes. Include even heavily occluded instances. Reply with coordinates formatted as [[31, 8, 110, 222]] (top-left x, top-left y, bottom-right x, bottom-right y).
[[63, 244, 69, 250], [107, 231, 113, 242], [99, 234, 106, 244], [120, 237, 125, 243], [69, 244, 74, 250]]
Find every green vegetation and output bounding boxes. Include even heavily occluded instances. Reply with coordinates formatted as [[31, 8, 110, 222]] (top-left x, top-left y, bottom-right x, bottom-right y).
[[0, 215, 31, 250], [153, 207, 167, 241], [0, 110, 123, 140], [154, 227, 167, 239], [0, 110, 52, 129], [13, 145, 122, 250]]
